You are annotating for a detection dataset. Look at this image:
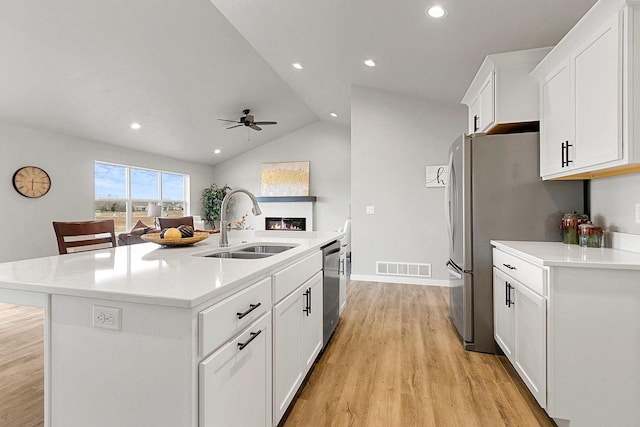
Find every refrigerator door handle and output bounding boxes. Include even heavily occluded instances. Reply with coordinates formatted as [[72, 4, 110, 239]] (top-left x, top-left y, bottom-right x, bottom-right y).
[[445, 151, 454, 248], [446, 260, 462, 279]]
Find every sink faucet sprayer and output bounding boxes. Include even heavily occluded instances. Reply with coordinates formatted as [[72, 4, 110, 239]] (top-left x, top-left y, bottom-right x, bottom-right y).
[[219, 189, 262, 247]]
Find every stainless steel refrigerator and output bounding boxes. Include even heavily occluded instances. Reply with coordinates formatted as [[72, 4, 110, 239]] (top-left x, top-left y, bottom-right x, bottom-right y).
[[445, 132, 584, 353]]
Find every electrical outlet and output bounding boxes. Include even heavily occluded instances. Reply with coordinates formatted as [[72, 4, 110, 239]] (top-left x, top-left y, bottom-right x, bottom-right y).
[[93, 305, 122, 331], [636, 203, 640, 224], [366, 206, 375, 215]]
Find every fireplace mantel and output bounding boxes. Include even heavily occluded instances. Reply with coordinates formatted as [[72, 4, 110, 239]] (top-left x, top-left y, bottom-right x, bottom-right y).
[[256, 196, 317, 203]]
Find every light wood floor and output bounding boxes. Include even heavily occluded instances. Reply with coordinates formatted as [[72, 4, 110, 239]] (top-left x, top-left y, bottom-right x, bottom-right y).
[[0, 303, 44, 427], [0, 283, 554, 427], [283, 281, 555, 427]]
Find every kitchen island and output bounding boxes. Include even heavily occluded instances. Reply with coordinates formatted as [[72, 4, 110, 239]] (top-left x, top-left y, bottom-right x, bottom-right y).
[[492, 240, 640, 427], [0, 230, 342, 427]]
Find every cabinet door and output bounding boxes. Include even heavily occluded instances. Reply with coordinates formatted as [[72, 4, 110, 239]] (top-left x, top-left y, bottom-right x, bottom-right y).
[[478, 71, 495, 132], [514, 281, 547, 408], [468, 97, 481, 134], [573, 12, 622, 169], [199, 313, 272, 427], [273, 288, 304, 424], [493, 268, 515, 360], [540, 62, 573, 177], [302, 273, 324, 372]]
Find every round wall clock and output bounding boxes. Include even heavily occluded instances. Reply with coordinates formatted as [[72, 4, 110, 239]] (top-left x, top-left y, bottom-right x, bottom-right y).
[[12, 166, 51, 198]]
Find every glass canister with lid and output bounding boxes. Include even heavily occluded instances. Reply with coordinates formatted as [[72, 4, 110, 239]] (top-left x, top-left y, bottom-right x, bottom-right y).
[[561, 212, 590, 244], [578, 223, 603, 248]]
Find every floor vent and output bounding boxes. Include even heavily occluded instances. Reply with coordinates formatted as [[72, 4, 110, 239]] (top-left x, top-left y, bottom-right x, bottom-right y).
[[376, 261, 431, 278]]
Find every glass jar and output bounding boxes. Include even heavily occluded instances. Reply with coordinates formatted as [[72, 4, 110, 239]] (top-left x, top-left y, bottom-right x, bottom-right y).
[[561, 212, 590, 244], [578, 223, 603, 248]]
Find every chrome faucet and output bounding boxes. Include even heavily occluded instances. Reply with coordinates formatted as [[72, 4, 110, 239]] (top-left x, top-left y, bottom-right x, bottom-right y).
[[219, 188, 262, 247]]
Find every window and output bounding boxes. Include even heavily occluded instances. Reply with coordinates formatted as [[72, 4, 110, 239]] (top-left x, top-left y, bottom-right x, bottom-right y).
[[94, 162, 189, 233]]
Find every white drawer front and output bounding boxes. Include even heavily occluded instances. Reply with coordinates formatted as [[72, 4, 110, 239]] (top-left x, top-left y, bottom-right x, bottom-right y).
[[199, 277, 271, 357], [273, 251, 322, 303], [493, 248, 546, 296]]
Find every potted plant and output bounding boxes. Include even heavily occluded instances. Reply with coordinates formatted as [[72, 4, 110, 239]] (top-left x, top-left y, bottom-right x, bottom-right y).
[[201, 184, 232, 229]]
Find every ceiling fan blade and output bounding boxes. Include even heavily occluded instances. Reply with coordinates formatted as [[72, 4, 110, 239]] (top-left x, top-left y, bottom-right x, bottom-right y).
[[250, 125, 263, 131], [227, 124, 243, 129], [253, 121, 277, 125], [218, 119, 240, 123]]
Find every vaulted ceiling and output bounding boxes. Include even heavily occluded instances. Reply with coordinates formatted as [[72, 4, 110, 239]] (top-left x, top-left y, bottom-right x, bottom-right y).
[[0, 0, 597, 165]]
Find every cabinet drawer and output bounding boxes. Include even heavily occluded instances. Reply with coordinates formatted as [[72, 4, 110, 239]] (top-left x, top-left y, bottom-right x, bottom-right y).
[[199, 277, 271, 357], [493, 248, 546, 296], [273, 251, 322, 303]]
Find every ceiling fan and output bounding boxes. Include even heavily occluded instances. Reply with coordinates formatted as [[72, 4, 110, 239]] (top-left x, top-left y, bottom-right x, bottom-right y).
[[218, 109, 277, 131]]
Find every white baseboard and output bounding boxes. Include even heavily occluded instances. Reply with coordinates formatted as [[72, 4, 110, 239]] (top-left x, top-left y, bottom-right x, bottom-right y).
[[349, 274, 450, 287]]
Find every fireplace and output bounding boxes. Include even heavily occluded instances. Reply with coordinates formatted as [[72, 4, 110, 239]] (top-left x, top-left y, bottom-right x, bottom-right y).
[[265, 217, 307, 231]]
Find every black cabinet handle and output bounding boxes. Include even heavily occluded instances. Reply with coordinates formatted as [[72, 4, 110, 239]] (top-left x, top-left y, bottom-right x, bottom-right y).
[[502, 263, 516, 270], [308, 287, 312, 315], [561, 141, 566, 167], [237, 302, 261, 319], [237, 330, 262, 351], [507, 284, 514, 308], [303, 289, 310, 316], [505, 281, 509, 306], [473, 115, 479, 132]]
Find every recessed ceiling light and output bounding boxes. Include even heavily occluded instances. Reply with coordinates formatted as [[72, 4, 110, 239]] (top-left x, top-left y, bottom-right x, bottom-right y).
[[214, 149, 221, 154], [426, 5, 447, 18], [330, 113, 338, 118], [130, 122, 141, 130], [292, 62, 303, 70], [363, 59, 377, 67]]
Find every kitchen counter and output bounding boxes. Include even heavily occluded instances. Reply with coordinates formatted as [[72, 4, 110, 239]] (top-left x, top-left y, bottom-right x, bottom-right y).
[[0, 230, 342, 308], [491, 240, 640, 270]]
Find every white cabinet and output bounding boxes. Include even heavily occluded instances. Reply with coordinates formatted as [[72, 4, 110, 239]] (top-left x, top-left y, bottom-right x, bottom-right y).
[[462, 47, 551, 135], [273, 270, 323, 425], [199, 313, 272, 427], [533, 3, 640, 180], [573, 12, 622, 169], [493, 268, 515, 359], [492, 249, 546, 408], [513, 281, 546, 408], [540, 62, 573, 176], [301, 272, 323, 371]]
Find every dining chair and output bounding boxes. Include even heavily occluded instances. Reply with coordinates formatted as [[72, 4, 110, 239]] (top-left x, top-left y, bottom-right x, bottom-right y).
[[52, 220, 117, 255], [157, 216, 194, 229]]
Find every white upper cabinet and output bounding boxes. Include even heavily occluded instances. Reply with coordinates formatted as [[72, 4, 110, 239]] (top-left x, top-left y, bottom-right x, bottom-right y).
[[533, 1, 640, 180], [462, 47, 551, 135], [540, 61, 573, 176]]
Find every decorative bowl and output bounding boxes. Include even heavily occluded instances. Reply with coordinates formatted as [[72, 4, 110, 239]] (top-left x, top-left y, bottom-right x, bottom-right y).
[[141, 231, 210, 247]]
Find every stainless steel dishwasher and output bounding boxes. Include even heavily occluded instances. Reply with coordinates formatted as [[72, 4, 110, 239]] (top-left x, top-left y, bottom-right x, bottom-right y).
[[321, 240, 340, 348]]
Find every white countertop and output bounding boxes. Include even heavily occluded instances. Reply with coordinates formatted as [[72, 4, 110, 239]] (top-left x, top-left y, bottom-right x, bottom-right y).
[[0, 230, 343, 308], [491, 240, 640, 270]]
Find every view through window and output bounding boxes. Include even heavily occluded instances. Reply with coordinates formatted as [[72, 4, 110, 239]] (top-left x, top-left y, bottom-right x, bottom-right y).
[[94, 162, 189, 233]]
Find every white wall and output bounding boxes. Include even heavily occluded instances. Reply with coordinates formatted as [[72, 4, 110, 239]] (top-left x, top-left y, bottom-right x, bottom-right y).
[[351, 86, 466, 283], [590, 173, 640, 235], [209, 121, 350, 232], [0, 121, 215, 262]]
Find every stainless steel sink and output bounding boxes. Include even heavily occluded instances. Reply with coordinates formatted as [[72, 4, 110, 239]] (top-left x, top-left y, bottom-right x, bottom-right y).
[[195, 242, 298, 260], [237, 245, 296, 254], [204, 251, 272, 259]]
